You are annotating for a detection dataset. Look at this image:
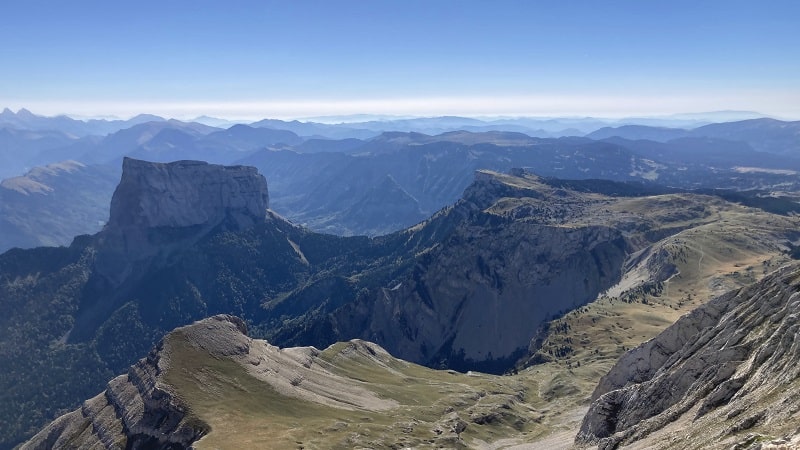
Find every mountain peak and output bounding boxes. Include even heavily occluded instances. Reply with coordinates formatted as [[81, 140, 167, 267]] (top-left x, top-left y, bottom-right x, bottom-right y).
[[95, 158, 269, 285], [109, 157, 269, 229], [16, 108, 35, 117]]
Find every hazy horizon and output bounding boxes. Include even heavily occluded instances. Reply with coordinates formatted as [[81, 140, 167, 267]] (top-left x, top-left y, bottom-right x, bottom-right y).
[[2, 1, 798, 120], [0, 106, 790, 125]]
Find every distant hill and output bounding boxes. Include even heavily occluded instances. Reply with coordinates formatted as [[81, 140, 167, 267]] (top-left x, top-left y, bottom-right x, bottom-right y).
[[586, 118, 800, 155], [0, 127, 79, 179], [0, 161, 118, 252], [690, 117, 800, 155], [586, 124, 688, 141], [0, 108, 166, 137]]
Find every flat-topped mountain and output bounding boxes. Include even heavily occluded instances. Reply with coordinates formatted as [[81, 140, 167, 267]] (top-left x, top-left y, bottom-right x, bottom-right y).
[[95, 157, 269, 287], [106, 157, 268, 232]]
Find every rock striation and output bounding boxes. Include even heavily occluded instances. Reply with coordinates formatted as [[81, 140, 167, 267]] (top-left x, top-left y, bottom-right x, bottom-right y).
[[95, 157, 269, 285], [577, 264, 800, 449], [22, 315, 536, 449], [20, 316, 220, 450], [107, 157, 268, 232]]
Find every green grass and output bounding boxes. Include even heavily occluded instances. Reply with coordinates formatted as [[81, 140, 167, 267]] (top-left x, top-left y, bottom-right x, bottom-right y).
[[162, 333, 563, 449]]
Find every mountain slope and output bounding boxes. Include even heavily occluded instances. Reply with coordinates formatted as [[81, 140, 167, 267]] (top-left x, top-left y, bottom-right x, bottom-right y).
[[0, 161, 118, 252], [23, 315, 548, 449], [0, 127, 79, 179], [577, 264, 800, 449], [266, 170, 800, 373]]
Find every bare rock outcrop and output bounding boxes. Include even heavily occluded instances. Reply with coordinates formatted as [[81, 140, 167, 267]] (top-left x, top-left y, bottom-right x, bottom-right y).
[[95, 157, 269, 286], [19, 316, 228, 450], [577, 264, 800, 448], [107, 158, 268, 231], [21, 315, 400, 449]]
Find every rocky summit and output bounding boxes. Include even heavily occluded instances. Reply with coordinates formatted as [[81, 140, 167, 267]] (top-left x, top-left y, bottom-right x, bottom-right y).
[[107, 157, 268, 231], [577, 263, 800, 449], [95, 157, 269, 286]]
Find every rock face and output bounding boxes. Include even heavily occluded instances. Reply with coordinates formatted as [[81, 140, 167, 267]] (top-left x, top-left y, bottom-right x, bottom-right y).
[[273, 170, 644, 372], [95, 157, 269, 285], [22, 315, 534, 449], [20, 316, 224, 450], [577, 264, 800, 449], [107, 157, 268, 231]]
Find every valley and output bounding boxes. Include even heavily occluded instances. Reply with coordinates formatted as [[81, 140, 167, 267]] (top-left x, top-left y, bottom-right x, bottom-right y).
[[2, 146, 799, 448]]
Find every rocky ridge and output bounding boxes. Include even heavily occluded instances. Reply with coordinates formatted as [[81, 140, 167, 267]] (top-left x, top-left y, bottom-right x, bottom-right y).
[[23, 315, 540, 449], [275, 169, 793, 372], [577, 264, 800, 449], [20, 314, 218, 450]]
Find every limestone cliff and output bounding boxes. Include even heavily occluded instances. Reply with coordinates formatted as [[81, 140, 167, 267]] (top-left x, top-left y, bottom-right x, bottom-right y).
[[577, 264, 800, 449], [95, 157, 269, 286], [20, 315, 218, 450], [274, 170, 662, 372]]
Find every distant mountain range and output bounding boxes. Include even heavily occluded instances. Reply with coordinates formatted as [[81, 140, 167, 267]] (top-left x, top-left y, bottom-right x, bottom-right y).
[[2, 108, 800, 253], [587, 117, 800, 155], [3, 118, 800, 253], [0, 108, 166, 137], [0, 107, 778, 142]]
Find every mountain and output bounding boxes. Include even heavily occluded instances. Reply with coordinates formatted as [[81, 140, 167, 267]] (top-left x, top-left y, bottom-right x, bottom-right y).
[[602, 136, 800, 171], [269, 169, 800, 372], [0, 127, 79, 180], [586, 124, 689, 141], [577, 263, 800, 449], [295, 137, 365, 153], [586, 118, 800, 156], [0, 161, 118, 252], [243, 130, 800, 237], [203, 123, 302, 148], [251, 118, 378, 139], [240, 132, 658, 236], [690, 118, 800, 155], [21, 315, 543, 449], [25, 120, 220, 167], [325, 174, 427, 236], [0, 108, 167, 137]]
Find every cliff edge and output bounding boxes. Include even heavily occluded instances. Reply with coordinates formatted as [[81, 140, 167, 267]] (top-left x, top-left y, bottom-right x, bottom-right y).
[[95, 157, 269, 286]]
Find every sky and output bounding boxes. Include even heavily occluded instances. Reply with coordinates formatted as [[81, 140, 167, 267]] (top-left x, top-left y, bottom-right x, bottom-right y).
[[1, 0, 799, 120]]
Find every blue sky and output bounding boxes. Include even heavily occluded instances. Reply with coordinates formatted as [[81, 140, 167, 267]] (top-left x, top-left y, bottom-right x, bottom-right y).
[[1, 0, 798, 119]]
